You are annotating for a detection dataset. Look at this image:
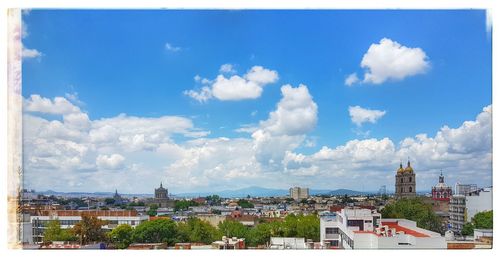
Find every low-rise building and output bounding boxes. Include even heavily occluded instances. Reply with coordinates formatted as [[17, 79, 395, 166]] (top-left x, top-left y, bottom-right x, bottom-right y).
[[30, 210, 149, 244], [320, 208, 446, 249]]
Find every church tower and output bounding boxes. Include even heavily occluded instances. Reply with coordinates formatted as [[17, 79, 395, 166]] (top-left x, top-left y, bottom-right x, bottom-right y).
[[395, 159, 417, 199]]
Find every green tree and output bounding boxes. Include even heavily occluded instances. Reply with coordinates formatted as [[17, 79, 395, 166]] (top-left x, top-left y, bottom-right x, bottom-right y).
[[108, 224, 133, 249], [184, 217, 220, 244], [218, 220, 249, 238], [132, 219, 177, 245], [237, 199, 254, 208], [104, 198, 115, 205], [461, 210, 493, 235], [43, 220, 76, 242], [381, 198, 443, 233], [72, 215, 108, 245], [147, 204, 159, 216], [206, 195, 221, 205], [174, 200, 199, 211]]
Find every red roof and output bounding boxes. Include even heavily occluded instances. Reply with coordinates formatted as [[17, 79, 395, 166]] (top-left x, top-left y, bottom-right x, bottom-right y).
[[381, 222, 429, 238]]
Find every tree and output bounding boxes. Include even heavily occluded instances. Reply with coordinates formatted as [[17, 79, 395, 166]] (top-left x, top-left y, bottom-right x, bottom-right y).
[[237, 199, 254, 208], [218, 220, 249, 238], [381, 198, 443, 233], [104, 198, 115, 205], [206, 195, 221, 206], [147, 204, 159, 216], [184, 217, 220, 244], [72, 215, 108, 245], [461, 211, 493, 235], [43, 220, 76, 242], [132, 219, 177, 245], [108, 224, 133, 249], [472, 210, 493, 229], [174, 200, 199, 211]]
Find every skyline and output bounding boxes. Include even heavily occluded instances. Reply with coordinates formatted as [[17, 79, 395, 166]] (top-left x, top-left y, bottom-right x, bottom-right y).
[[21, 10, 492, 193]]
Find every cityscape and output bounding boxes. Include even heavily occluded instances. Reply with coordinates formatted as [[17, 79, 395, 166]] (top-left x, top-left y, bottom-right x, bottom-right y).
[[7, 9, 492, 250]]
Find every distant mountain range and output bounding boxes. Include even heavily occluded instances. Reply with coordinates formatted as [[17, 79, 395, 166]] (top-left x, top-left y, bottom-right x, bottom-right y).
[[37, 186, 369, 198]]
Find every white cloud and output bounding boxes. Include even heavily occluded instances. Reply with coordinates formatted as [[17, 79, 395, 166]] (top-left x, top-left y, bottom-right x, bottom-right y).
[[345, 73, 360, 86], [252, 84, 318, 166], [358, 38, 430, 84], [348, 105, 386, 126], [165, 42, 181, 52], [22, 46, 42, 59], [185, 65, 279, 102], [96, 154, 125, 170], [219, 63, 236, 74], [24, 95, 81, 115], [184, 86, 212, 103]]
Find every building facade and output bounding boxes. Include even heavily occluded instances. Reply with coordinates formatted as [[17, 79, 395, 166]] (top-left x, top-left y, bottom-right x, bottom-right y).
[[465, 186, 492, 222], [289, 187, 309, 201], [431, 172, 452, 201], [29, 210, 149, 244], [448, 184, 490, 234], [319, 208, 446, 249], [150, 182, 175, 208], [395, 161, 416, 199]]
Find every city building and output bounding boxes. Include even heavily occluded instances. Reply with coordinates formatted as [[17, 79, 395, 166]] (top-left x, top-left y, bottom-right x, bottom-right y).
[[320, 208, 446, 249], [30, 210, 149, 244], [113, 189, 125, 205], [395, 160, 416, 199], [431, 171, 452, 201], [465, 186, 492, 222], [289, 187, 309, 201], [149, 182, 175, 208], [211, 236, 245, 249], [449, 184, 491, 234], [269, 237, 306, 249]]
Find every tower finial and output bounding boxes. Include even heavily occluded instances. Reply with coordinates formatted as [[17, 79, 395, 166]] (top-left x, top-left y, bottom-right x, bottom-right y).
[[407, 156, 411, 166]]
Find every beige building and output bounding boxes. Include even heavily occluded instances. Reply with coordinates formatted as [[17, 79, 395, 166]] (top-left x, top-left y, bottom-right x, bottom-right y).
[[395, 161, 416, 199], [289, 187, 309, 201]]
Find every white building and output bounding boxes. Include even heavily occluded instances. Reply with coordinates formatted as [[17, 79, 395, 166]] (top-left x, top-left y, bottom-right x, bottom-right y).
[[30, 210, 149, 244], [465, 187, 492, 222], [269, 237, 306, 249], [289, 187, 309, 201], [320, 208, 446, 249]]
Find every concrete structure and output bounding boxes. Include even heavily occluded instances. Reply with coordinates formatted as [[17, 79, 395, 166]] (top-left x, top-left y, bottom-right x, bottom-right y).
[[212, 236, 245, 249], [289, 187, 309, 201], [431, 171, 452, 201], [29, 210, 149, 244], [449, 185, 492, 234], [320, 208, 446, 249], [269, 237, 306, 249], [395, 160, 416, 199], [150, 182, 175, 208], [449, 195, 466, 233], [465, 186, 492, 222]]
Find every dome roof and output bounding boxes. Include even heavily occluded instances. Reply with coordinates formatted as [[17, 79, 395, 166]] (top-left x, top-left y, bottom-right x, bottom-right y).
[[397, 163, 404, 173], [404, 160, 413, 173]]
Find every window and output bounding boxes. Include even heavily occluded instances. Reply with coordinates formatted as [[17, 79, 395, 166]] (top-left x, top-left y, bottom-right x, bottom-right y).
[[401, 178, 404, 183], [409, 187, 412, 192], [409, 177, 412, 182], [401, 188, 403, 193], [326, 227, 339, 234]]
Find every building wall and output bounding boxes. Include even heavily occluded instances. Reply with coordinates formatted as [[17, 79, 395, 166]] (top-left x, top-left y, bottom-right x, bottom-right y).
[[465, 187, 492, 222]]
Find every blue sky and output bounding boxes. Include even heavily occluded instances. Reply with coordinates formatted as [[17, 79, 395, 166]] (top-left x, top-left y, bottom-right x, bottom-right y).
[[21, 10, 492, 193]]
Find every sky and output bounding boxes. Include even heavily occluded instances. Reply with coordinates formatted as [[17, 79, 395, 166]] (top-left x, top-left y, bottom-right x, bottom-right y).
[[20, 10, 492, 194]]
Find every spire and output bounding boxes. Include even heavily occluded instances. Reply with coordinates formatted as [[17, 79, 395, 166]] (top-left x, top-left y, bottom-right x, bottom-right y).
[[160, 182, 163, 188], [439, 170, 444, 183], [407, 156, 411, 167]]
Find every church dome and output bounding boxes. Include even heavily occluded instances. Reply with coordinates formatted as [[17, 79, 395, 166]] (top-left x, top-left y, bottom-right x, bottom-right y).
[[404, 161, 413, 173], [397, 163, 404, 174]]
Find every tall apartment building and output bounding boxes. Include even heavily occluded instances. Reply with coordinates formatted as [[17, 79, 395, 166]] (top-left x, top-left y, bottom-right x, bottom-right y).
[[289, 187, 309, 201], [449, 184, 491, 234]]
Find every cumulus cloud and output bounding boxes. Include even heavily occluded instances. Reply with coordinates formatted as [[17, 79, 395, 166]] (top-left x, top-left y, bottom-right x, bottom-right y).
[[184, 65, 278, 102], [219, 63, 236, 73], [346, 38, 429, 85], [361, 38, 430, 84], [22, 47, 42, 59], [348, 105, 386, 126], [96, 154, 125, 170], [252, 84, 318, 166], [24, 94, 81, 115], [345, 73, 359, 86]]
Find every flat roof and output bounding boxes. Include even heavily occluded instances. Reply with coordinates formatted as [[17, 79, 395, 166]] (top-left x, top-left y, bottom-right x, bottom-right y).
[[381, 222, 430, 238]]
